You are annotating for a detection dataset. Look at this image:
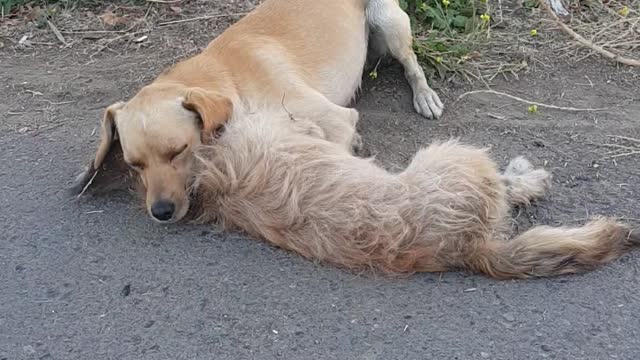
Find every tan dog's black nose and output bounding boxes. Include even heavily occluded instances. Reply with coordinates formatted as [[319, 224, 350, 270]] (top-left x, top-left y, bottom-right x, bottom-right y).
[[151, 200, 175, 221]]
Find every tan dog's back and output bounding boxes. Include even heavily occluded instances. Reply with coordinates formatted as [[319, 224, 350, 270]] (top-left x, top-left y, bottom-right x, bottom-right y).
[[204, 0, 369, 106]]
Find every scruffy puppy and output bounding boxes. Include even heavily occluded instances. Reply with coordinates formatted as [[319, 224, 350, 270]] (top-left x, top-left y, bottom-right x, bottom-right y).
[[70, 0, 444, 223], [178, 111, 636, 278]]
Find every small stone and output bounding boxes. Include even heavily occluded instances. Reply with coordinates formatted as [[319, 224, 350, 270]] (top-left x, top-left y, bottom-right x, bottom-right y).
[[502, 312, 515, 322], [481, 351, 490, 358], [121, 284, 131, 297], [144, 320, 155, 328], [533, 140, 545, 147], [23, 345, 36, 354], [541, 344, 552, 352], [18, 127, 29, 134]]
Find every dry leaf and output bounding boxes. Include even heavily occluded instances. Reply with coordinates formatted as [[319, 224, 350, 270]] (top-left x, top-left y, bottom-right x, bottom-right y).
[[18, 35, 32, 47], [170, 6, 182, 14], [100, 11, 127, 27], [24, 5, 43, 21]]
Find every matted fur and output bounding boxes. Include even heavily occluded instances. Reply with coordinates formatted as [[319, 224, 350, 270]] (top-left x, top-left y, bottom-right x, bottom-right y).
[[191, 111, 638, 279]]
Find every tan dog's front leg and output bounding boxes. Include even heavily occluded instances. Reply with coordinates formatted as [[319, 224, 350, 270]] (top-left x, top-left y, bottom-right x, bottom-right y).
[[283, 90, 362, 154], [367, 0, 444, 119]]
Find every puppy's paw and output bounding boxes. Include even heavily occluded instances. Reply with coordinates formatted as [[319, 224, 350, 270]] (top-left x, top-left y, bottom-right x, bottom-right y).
[[505, 156, 535, 176], [522, 168, 553, 194], [504, 167, 552, 205], [413, 86, 444, 119]]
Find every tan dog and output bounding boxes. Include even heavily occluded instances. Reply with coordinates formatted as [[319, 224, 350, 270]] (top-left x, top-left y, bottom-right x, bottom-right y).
[[190, 111, 637, 278], [71, 0, 443, 223]]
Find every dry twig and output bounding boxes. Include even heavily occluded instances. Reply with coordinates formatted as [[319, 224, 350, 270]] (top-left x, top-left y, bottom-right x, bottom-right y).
[[46, 20, 68, 46], [76, 170, 99, 199], [157, 13, 247, 27], [599, 135, 640, 159], [456, 89, 609, 111]]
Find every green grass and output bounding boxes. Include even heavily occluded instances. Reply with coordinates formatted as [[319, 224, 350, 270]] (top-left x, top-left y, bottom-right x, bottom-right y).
[[1, 0, 26, 16], [400, 0, 493, 79]]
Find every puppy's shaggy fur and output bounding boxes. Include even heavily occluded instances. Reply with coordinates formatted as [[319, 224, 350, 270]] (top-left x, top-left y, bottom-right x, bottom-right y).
[[188, 111, 638, 279]]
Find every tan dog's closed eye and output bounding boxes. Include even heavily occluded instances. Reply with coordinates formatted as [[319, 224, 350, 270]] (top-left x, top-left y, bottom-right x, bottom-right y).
[[70, 84, 233, 223]]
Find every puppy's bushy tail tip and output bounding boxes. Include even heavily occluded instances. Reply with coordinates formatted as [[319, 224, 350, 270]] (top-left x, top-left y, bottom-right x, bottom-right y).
[[468, 217, 638, 279]]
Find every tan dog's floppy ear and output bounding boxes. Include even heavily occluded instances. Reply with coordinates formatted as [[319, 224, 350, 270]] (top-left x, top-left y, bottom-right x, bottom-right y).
[[94, 102, 125, 168], [182, 88, 232, 141], [68, 102, 128, 197]]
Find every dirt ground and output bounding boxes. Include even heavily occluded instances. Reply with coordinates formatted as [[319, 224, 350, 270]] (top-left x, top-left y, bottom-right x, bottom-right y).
[[1, 1, 640, 359]]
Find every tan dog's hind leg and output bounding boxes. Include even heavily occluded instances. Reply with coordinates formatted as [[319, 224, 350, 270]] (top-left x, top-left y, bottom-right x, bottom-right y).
[[366, 0, 444, 119]]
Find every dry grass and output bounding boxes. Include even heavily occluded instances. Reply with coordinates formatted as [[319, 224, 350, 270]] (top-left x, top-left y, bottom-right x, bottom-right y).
[[1, 0, 638, 82], [549, 0, 640, 66], [411, 0, 640, 83]]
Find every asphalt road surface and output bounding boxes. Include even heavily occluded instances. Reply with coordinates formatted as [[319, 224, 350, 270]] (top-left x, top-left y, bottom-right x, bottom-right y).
[[1, 54, 639, 359]]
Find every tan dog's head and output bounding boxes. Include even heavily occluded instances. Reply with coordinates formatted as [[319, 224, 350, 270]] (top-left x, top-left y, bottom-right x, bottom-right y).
[[72, 83, 232, 223]]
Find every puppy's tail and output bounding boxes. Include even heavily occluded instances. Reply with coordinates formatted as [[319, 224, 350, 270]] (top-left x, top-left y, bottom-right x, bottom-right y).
[[466, 218, 639, 279]]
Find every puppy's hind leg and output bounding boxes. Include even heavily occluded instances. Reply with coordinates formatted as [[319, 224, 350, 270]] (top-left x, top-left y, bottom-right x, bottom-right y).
[[366, 0, 444, 119], [501, 156, 552, 205]]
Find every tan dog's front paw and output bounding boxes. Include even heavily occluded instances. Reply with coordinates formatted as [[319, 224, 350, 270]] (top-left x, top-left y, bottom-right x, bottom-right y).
[[413, 87, 444, 119]]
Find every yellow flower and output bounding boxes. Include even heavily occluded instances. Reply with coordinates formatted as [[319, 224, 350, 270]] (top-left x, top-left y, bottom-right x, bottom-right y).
[[479, 0, 487, 3], [435, 56, 443, 64], [480, 13, 490, 22], [368, 70, 378, 80], [528, 105, 538, 113], [442, 0, 450, 7], [530, 29, 538, 37], [619, 6, 629, 17], [419, 3, 428, 11]]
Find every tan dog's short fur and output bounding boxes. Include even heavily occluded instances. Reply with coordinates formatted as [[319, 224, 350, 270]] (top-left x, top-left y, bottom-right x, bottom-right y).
[[71, 0, 638, 278], [72, 0, 444, 223]]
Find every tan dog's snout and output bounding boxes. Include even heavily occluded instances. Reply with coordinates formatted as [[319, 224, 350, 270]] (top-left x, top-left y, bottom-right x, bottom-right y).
[[143, 165, 190, 223]]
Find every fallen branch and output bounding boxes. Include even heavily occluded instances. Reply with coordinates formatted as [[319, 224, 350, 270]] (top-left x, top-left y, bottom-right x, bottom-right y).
[[456, 89, 608, 111], [157, 13, 247, 27], [540, 0, 640, 67]]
